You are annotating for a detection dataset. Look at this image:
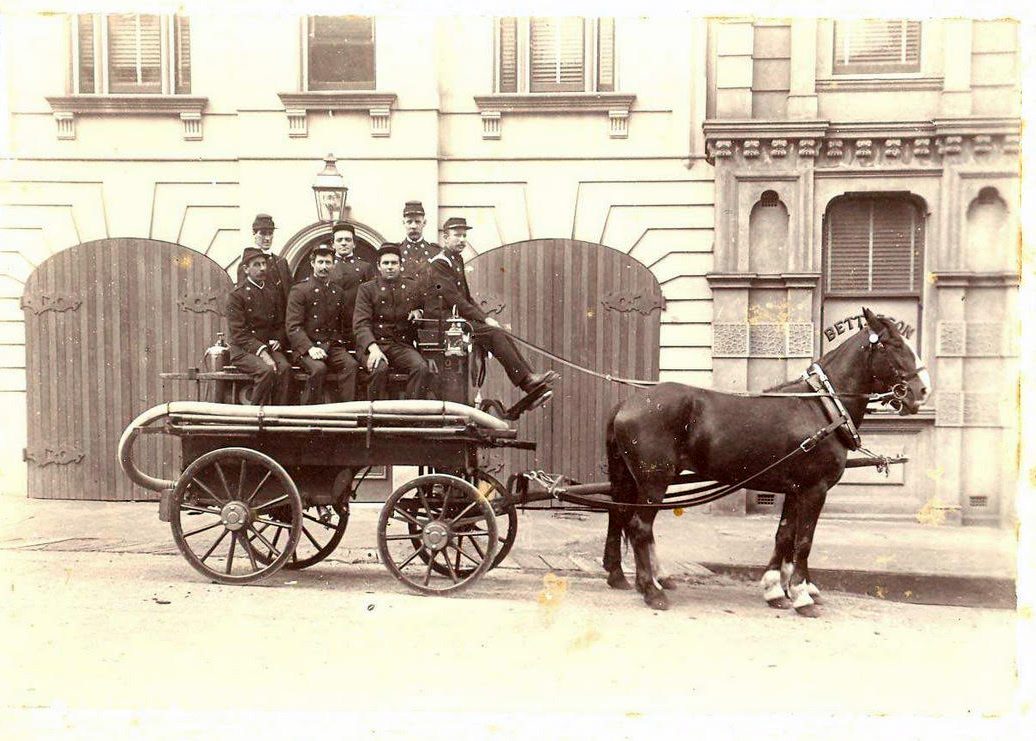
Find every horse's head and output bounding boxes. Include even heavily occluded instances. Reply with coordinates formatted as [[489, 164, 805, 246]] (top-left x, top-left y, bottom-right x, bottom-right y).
[[862, 307, 931, 415]]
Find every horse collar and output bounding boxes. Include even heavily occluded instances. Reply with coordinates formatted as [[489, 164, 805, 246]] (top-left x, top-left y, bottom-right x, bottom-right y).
[[804, 363, 862, 450]]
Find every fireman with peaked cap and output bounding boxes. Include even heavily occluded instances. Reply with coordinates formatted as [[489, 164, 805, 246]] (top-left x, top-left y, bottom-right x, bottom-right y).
[[237, 213, 293, 306], [397, 200, 439, 281], [225, 246, 293, 405], [423, 216, 556, 400], [328, 221, 375, 348], [286, 243, 359, 404], [353, 242, 434, 400]]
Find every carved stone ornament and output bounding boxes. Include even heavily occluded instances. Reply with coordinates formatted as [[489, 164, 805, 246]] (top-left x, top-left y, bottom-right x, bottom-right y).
[[1003, 134, 1020, 153], [854, 139, 874, 159], [742, 140, 761, 158], [178, 290, 223, 314], [476, 294, 506, 316], [24, 445, 84, 466], [826, 139, 844, 159], [770, 139, 788, 158], [937, 136, 963, 156], [797, 139, 818, 158], [972, 135, 993, 155], [913, 137, 931, 157], [884, 139, 902, 158], [601, 290, 665, 315], [20, 292, 82, 315], [710, 139, 733, 159]]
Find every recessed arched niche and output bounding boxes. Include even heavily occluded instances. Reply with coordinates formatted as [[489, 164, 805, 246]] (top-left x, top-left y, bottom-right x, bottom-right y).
[[965, 186, 1011, 272], [748, 189, 789, 274]]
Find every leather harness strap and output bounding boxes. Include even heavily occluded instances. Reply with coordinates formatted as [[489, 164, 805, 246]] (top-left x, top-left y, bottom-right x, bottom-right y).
[[803, 363, 862, 451]]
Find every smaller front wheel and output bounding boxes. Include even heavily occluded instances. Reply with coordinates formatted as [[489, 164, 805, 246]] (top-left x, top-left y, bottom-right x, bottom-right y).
[[377, 474, 497, 595]]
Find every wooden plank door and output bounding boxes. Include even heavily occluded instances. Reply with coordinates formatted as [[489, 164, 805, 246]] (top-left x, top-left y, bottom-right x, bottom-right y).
[[469, 239, 662, 484], [22, 239, 232, 500]]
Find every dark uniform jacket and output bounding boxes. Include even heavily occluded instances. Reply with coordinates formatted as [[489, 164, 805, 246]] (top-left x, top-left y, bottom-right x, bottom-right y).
[[353, 276, 424, 351], [286, 276, 347, 355], [329, 254, 375, 341], [421, 251, 488, 322], [398, 238, 439, 282], [236, 250, 293, 306], [225, 279, 288, 356]]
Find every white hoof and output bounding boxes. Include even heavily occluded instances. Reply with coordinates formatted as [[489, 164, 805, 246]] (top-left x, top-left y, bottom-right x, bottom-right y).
[[806, 582, 822, 603], [789, 583, 815, 610], [761, 570, 784, 602]]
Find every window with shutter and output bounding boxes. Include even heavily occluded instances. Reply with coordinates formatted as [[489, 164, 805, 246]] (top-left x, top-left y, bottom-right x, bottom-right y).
[[824, 197, 924, 295], [71, 13, 190, 95], [306, 16, 375, 91], [833, 19, 921, 75], [495, 17, 615, 94]]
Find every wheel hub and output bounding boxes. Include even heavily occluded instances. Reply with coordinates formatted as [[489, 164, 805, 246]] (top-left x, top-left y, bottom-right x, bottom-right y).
[[422, 521, 450, 551], [220, 502, 251, 531]]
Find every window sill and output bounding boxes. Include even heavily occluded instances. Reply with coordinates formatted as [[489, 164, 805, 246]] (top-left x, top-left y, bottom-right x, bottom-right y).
[[816, 76, 943, 92], [473, 92, 636, 139], [276, 91, 398, 138], [45, 95, 208, 140]]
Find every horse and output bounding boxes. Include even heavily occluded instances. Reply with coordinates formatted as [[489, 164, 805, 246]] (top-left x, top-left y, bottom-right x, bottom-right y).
[[602, 308, 931, 615]]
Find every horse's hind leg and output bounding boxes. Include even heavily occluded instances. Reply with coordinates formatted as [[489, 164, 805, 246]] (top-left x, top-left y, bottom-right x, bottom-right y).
[[626, 489, 669, 610], [761, 494, 797, 609], [787, 484, 828, 618], [603, 509, 632, 590]]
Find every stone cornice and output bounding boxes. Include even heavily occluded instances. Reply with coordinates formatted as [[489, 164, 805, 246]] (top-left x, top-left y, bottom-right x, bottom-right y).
[[277, 91, 398, 111], [931, 271, 1021, 288], [474, 92, 636, 113], [703, 119, 830, 140], [46, 95, 207, 115]]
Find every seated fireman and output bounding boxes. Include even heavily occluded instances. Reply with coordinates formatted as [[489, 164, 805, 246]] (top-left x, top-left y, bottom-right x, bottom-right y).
[[423, 217, 556, 400], [353, 243, 434, 400], [224, 246, 293, 405], [286, 243, 359, 404]]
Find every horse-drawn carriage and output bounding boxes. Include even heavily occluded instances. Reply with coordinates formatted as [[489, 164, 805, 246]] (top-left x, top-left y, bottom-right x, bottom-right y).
[[119, 308, 929, 614]]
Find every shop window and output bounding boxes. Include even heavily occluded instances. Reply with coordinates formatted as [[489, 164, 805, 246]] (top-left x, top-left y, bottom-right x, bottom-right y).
[[74, 13, 190, 94], [822, 195, 925, 352], [497, 17, 615, 94], [833, 19, 921, 75], [306, 16, 375, 91]]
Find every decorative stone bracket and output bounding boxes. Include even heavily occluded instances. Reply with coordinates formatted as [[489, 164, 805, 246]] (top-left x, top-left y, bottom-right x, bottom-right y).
[[277, 92, 398, 139], [46, 95, 208, 142], [473, 93, 636, 141]]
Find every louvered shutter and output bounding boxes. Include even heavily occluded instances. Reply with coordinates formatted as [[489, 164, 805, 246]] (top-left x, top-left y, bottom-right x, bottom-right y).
[[834, 20, 921, 74], [107, 14, 163, 92], [77, 14, 96, 93], [597, 18, 615, 92], [530, 17, 585, 92], [825, 198, 924, 294], [308, 16, 375, 91], [174, 15, 190, 94], [498, 17, 518, 93]]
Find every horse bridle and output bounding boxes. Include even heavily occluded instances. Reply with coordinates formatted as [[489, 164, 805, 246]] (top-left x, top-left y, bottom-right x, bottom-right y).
[[866, 331, 925, 408]]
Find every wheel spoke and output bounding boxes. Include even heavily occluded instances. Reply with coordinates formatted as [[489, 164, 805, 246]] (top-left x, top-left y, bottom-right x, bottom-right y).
[[182, 520, 224, 539], [180, 504, 221, 516], [384, 532, 424, 541], [189, 477, 227, 507], [225, 532, 237, 574], [450, 541, 481, 566], [467, 534, 486, 560], [200, 528, 229, 563], [448, 499, 479, 526], [415, 487, 433, 519], [254, 494, 289, 512], [247, 525, 282, 560], [237, 458, 248, 499], [440, 486, 451, 512], [253, 517, 294, 530], [458, 528, 491, 537], [244, 470, 273, 505], [301, 525, 321, 551], [391, 505, 423, 527], [302, 512, 338, 531], [396, 544, 425, 570], [422, 557, 435, 586], [214, 461, 233, 500], [441, 549, 460, 584], [241, 532, 259, 571]]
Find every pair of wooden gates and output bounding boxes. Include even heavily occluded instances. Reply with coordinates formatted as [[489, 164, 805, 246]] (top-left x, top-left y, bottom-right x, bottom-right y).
[[22, 238, 662, 500]]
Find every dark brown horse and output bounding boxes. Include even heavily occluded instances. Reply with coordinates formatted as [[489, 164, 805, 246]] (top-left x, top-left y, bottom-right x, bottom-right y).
[[602, 309, 930, 615]]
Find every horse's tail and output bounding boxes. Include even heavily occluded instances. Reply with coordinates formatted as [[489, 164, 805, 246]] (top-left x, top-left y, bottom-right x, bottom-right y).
[[606, 405, 638, 511]]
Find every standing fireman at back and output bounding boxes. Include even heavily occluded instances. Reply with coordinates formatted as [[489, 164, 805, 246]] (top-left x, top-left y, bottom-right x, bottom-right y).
[[396, 201, 438, 281], [237, 213, 293, 306]]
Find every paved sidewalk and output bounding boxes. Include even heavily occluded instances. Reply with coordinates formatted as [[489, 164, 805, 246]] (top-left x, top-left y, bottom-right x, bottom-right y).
[[0, 495, 1017, 607]]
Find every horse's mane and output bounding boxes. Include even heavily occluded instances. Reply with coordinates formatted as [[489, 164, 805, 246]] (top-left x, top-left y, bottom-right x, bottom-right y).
[[760, 315, 903, 393]]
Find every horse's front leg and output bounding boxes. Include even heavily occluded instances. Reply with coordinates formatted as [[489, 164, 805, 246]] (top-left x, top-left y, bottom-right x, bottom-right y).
[[626, 492, 669, 610], [787, 484, 829, 618], [761, 493, 797, 609], [603, 508, 632, 590]]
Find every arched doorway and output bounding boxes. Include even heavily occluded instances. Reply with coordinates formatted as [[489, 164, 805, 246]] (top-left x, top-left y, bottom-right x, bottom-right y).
[[21, 239, 233, 500], [468, 239, 663, 484], [281, 219, 384, 283]]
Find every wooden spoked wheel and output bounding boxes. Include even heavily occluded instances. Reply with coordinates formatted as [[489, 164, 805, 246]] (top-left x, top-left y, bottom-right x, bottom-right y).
[[377, 474, 497, 595], [170, 447, 302, 585], [246, 501, 349, 570]]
